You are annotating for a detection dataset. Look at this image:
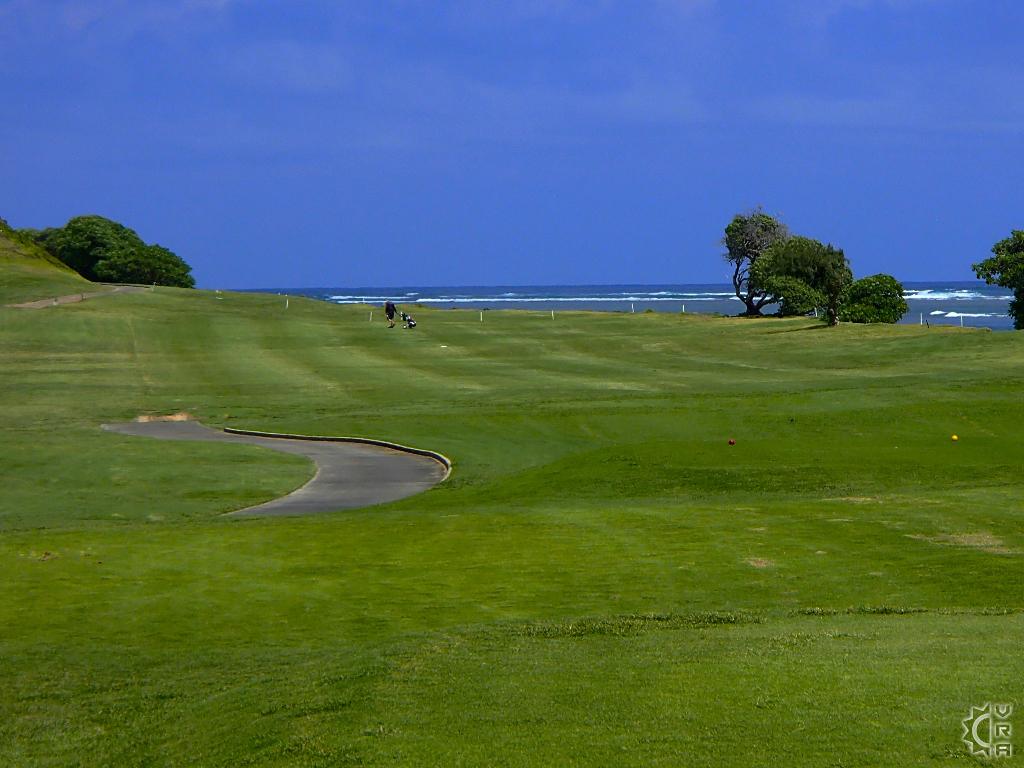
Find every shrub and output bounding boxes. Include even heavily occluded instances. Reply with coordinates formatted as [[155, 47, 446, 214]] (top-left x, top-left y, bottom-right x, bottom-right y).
[[763, 275, 824, 317], [840, 273, 908, 324]]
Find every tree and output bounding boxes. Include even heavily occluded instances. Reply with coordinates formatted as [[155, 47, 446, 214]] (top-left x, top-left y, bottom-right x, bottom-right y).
[[815, 246, 852, 327], [31, 216, 142, 280], [840, 274, 908, 324], [753, 235, 852, 325], [93, 244, 195, 287], [723, 209, 789, 316], [973, 230, 1024, 330], [28, 215, 194, 288]]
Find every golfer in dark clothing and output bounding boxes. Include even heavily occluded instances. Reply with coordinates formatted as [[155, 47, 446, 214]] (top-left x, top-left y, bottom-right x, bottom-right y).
[[384, 300, 396, 328]]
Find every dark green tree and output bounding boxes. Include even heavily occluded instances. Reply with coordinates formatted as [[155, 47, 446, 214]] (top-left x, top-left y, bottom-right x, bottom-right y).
[[93, 244, 195, 287], [840, 274, 908, 324], [752, 235, 852, 324], [815, 246, 852, 327], [29, 215, 194, 288], [723, 209, 789, 316], [31, 216, 142, 280], [973, 230, 1024, 330]]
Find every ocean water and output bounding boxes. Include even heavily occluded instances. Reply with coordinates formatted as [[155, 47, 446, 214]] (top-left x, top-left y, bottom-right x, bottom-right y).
[[271, 282, 1015, 331]]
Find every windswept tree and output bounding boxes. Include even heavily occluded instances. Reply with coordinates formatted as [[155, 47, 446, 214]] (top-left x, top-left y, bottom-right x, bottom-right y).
[[973, 230, 1024, 330], [723, 209, 789, 316], [751, 235, 852, 325], [817, 245, 853, 326]]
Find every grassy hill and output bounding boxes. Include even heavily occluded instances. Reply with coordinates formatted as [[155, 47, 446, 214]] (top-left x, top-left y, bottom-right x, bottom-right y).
[[1, 290, 1022, 765], [0, 220, 92, 304]]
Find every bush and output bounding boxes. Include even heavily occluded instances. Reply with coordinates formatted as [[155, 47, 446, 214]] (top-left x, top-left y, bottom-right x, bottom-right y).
[[28, 215, 194, 288], [840, 274, 908, 324], [763, 275, 824, 317]]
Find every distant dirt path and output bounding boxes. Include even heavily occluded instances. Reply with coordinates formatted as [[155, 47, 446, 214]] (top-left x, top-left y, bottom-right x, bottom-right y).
[[102, 420, 449, 517], [6, 285, 146, 309]]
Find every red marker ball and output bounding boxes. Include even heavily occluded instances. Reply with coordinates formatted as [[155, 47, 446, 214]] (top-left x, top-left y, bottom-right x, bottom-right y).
[[728, 439, 736, 446]]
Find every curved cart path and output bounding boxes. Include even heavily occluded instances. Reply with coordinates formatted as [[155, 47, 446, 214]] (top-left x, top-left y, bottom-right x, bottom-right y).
[[103, 420, 448, 517]]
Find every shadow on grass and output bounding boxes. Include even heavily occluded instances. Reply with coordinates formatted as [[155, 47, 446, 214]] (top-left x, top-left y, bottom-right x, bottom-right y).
[[763, 322, 830, 334], [514, 611, 757, 638]]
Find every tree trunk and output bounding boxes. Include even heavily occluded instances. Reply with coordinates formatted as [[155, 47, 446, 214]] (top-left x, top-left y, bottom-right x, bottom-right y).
[[731, 260, 762, 316]]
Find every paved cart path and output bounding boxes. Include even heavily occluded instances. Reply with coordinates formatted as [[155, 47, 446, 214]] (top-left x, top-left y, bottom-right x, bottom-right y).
[[103, 420, 447, 516]]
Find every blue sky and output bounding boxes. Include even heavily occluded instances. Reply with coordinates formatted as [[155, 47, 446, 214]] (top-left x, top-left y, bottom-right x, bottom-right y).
[[1, 0, 1022, 288]]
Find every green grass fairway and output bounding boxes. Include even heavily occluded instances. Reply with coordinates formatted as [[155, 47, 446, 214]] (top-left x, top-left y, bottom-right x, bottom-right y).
[[2, 281, 1023, 766]]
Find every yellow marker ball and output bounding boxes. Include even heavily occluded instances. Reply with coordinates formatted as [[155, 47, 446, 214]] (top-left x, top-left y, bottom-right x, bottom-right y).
[[951, 435, 959, 442]]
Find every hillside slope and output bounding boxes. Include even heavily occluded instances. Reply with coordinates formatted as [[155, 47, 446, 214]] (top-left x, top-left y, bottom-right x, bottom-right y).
[[0, 220, 92, 304]]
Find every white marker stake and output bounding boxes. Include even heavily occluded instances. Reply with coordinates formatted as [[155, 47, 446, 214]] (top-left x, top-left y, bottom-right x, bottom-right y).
[[681, 304, 685, 314], [960, 315, 964, 327], [551, 310, 555, 320], [285, 298, 289, 310], [480, 311, 484, 323], [369, 311, 373, 322], [631, 303, 635, 313], [920, 313, 923, 325]]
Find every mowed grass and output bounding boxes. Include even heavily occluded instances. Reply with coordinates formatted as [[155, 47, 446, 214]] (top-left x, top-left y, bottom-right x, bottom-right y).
[[0, 230, 91, 305], [1, 284, 1023, 766]]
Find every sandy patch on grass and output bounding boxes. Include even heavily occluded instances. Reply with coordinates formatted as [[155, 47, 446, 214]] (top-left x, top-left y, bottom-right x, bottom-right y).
[[135, 412, 194, 422], [23, 551, 60, 561], [746, 557, 775, 569], [587, 380, 651, 391], [907, 532, 1018, 555]]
